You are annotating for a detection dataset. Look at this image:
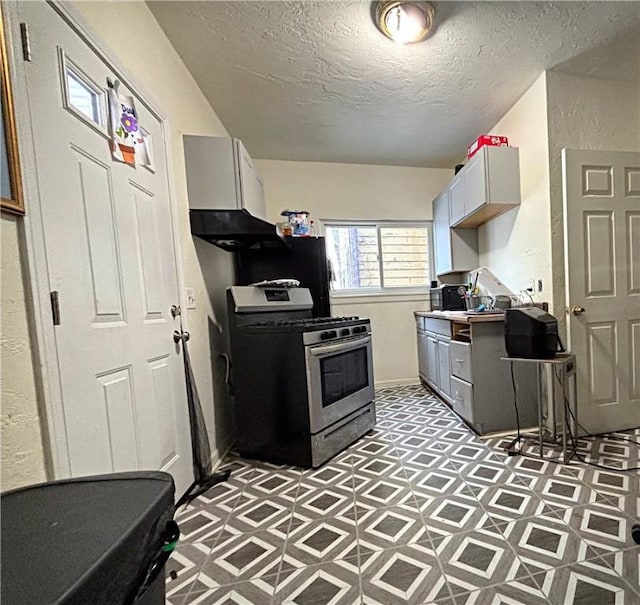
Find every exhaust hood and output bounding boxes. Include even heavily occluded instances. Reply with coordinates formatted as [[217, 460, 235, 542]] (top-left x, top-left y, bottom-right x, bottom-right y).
[[190, 209, 288, 251]]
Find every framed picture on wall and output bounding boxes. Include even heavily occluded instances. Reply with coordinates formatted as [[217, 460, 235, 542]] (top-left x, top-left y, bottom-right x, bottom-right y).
[[1, 8, 24, 216]]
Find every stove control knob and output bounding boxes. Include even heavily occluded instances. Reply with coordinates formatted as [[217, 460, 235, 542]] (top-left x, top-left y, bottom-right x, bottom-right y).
[[320, 331, 331, 340], [341, 328, 350, 336], [329, 330, 338, 339]]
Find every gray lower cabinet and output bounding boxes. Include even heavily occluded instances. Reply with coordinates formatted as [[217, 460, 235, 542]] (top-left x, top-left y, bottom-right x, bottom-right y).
[[437, 338, 452, 400], [416, 316, 537, 434], [450, 340, 472, 383], [425, 334, 438, 387], [417, 330, 429, 379], [417, 318, 453, 405], [450, 376, 475, 424]]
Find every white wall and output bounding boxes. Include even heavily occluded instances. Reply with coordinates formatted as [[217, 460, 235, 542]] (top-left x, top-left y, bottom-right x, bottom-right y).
[[478, 73, 552, 307], [1, 0, 234, 490], [332, 295, 428, 386], [545, 72, 640, 332], [255, 159, 449, 385], [256, 160, 450, 223], [1, 216, 48, 491], [478, 71, 640, 335]]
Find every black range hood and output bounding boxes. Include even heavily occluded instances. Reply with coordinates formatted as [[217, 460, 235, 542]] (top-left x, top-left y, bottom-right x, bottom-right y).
[[190, 209, 289, 251]]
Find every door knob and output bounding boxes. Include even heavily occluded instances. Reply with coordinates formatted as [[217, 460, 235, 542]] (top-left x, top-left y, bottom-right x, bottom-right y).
[[571, 305, 585, 316]]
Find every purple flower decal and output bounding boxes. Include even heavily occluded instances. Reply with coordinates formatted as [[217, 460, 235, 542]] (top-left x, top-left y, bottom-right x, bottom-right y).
[[121, 114, 138, 133]]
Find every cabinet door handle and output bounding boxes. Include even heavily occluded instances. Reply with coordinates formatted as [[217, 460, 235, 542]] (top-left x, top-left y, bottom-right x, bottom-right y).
[[454, 358, 464, 363]]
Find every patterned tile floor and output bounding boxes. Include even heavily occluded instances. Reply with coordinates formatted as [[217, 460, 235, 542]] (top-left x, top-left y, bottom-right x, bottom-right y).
[[166, 385, 640, 604]]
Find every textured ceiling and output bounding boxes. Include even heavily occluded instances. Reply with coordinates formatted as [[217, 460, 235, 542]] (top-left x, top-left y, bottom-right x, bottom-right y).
[[147, 1, 640, 168]]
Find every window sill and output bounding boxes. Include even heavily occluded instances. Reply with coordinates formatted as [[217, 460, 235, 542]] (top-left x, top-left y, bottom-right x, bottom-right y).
[[330, 291, 429, 305]]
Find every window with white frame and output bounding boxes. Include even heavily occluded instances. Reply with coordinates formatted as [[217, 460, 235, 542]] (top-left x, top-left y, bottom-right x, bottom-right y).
[[325, 222, 433, 293]]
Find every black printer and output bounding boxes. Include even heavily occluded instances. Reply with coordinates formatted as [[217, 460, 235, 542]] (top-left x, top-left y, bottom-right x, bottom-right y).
[[505, 307, 563, 359]]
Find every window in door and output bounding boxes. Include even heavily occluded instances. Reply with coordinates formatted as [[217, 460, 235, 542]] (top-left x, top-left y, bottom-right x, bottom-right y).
[[59, 50, 106, 134]]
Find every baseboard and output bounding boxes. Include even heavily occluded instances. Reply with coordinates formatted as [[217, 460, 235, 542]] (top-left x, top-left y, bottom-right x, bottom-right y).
[[375, 378, 421, 389]]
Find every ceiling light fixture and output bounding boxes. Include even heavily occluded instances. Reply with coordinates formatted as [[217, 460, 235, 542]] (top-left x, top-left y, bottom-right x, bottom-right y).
[[374, 1, 435, 44]]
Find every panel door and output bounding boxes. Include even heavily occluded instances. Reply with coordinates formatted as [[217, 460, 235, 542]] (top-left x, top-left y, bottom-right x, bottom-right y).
[[15, 2, 192, 494], [563, 149, 640, 433]]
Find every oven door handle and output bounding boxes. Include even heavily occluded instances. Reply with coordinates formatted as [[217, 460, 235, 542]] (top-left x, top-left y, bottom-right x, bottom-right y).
[[308, 335, 371, 357]]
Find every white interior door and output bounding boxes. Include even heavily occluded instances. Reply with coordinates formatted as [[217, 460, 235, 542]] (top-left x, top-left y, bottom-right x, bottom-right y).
[[14, 2, 192, 495], [563, 149, 640, 434]]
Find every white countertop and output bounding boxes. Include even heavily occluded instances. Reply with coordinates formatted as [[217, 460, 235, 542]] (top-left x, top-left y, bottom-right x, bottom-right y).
[[414, 310, 505, 323]]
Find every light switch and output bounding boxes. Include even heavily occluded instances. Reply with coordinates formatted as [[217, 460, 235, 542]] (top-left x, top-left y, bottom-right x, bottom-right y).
[[185, 287, 196, 310]]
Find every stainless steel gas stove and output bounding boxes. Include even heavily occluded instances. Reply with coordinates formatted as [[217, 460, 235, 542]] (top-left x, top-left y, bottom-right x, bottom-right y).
[[227, 285, 376, 467]]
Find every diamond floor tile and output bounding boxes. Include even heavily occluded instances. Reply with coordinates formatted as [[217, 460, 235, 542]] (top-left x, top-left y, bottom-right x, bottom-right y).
[[294, 484, 356, 520], [227, 495, 295, 533], [476, 483, 550, 523], [453, 577, 550, 605], [357, 502, 430, 550], [418, 493, 490, 535], [171, 384, 639, 604], [201, 528, 287, 586], [595, 545, 640, 592], [165, 542, 212, 600], [285, 515, 359, 566], [437, 528, 530, 591], [359, 542, 452, 605], [553, 502, 638, 552], [499, 513, 601, 571], [184, 576, 278, 604], [175, 508, 227, 545], [531, 560, 640, 604], [273, 559, 361, 605]]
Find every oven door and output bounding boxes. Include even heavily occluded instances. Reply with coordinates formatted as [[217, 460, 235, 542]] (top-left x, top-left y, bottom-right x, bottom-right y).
[[305, 334, 374, 433]]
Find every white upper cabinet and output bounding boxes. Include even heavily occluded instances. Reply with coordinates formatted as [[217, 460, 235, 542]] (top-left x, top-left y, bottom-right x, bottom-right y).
[[433, 188, 478, 276], [450, 146, 521, 228], [448, 172, 466, 226], [183, 135, 266, 220]]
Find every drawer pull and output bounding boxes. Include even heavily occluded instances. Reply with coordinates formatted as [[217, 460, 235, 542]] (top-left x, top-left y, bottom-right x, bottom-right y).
[[454, 359, 464, 363]]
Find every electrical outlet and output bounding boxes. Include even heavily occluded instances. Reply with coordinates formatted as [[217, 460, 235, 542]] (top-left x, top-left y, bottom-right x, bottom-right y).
[[185, 287, 196, 310], [537, 279, 543, 293]]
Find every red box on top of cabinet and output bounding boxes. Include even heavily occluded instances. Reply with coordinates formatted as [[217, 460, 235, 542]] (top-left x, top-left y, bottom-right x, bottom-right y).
[[467, 135, 509, 159]]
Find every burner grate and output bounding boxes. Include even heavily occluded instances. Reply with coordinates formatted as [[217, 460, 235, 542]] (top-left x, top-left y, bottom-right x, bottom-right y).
[[248, 316, 360, 328]]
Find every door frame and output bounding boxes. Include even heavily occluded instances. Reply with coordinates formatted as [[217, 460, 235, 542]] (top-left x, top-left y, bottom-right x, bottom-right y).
[[4, 0, 188, 479]]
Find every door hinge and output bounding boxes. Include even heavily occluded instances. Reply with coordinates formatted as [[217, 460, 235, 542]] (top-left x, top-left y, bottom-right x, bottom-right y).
[[50, 291, 60, 326], [20, 23, 31, 62]]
